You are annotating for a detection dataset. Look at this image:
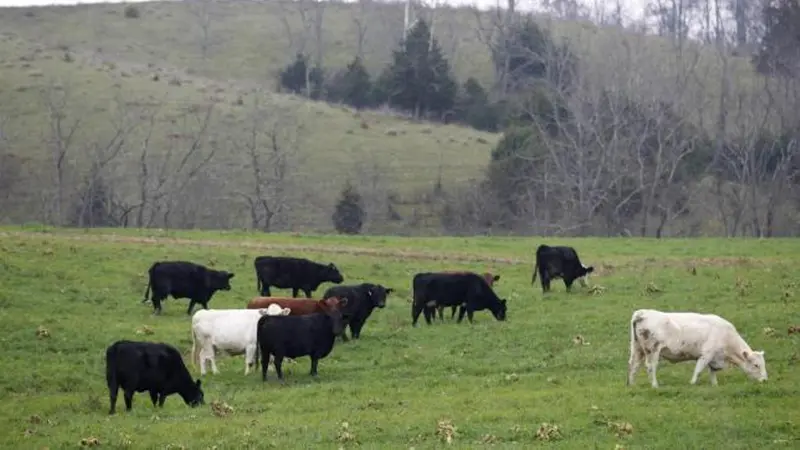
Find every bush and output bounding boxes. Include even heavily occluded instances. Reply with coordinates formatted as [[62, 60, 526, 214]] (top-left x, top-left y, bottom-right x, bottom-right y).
[[124, 5, 140, 19], [332, 181, 365, 234]]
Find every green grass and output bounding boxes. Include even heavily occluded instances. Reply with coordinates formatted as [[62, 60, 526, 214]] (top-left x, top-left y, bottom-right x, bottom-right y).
[[1, 226, 798, 448]]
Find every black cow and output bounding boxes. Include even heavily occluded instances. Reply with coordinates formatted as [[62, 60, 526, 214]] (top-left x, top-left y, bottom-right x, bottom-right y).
[[256, 298, 348, 381], [411, 272, 507, 326], [254, 256, 344, 298], [105, 340, 204, 415], [531, 244, 594, 293], [322, 283, 394, 342], [141, 261, 235, 315]]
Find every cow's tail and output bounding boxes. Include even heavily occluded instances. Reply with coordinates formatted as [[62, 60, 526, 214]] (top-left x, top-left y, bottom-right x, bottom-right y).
[[630, 310, 645, 351], [531, 259, 539, 285], [105, 344, 117, 389], [141, 264, 154, 304]]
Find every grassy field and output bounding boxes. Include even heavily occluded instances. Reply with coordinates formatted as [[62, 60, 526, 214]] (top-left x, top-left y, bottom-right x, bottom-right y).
[[0, 225, 798, 448]]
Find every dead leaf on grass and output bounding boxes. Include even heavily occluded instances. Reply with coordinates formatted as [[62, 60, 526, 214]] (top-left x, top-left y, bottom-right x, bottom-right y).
[[80, 437, 100, 447], [210, 400, 234, 417], [588, 285, 606, 295], [788, 325, 800, 335], [573, 335, 590, 346], [436, 419, 457, 444], [608, 421, 634, 438], [337, 421, 358, 444], [644, 282, 662, 294], [763, 327, 776, 336], [135, 325, 154, 335], [36, 325, 50, 339], [535, 423, 562, 441]]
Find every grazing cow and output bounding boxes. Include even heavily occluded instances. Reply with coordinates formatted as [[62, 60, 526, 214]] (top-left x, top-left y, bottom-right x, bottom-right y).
[[411, 272, 507, 326], [142, 261, 235, 315], [322, 283, 394, 341], [105, 340, 204, 415], [256, 298, 349, 381], [190, 304, 292, 376], [627, 309, 768, 388], [531, 245, 594, 293], [435, 271, 501, 321], [253, 256, 344, 298]]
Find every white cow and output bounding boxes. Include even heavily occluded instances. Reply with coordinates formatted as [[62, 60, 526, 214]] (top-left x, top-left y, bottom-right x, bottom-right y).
[[627, 308, 767, 388], [191, 304, 291, 376]]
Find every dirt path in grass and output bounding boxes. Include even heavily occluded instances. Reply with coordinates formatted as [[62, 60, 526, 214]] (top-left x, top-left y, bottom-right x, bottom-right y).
[[1, 231, 788, 275]]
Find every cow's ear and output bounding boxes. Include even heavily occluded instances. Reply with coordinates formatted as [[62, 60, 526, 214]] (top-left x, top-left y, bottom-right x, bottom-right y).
[[195, 379, 202, 389], [742, 350, 750, 359], [493, 275, 501, 282], [328, 263, 336, 269], [258, 308, 269, 316], [385, 288, 394, 295], [227, 272, 235, 279]]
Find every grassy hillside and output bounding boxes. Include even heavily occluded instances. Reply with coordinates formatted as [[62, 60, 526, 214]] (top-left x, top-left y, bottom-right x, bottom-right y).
[[0, 0, 776, 233], [0, 226, 798, 448]]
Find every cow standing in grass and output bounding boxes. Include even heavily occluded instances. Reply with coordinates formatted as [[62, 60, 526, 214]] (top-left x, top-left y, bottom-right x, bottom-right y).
[[531, 245, 593, 293], [254, 256, 344, 298], [627, 309, 768, 388], [435, 271, 500, 321], [412, 272, 507, 326], [256, 298, 349, 381], [142, 261, 235, 315], [322, 283, 394, 341], [105, 340, 204, 414], [190, 304, 292, 376]]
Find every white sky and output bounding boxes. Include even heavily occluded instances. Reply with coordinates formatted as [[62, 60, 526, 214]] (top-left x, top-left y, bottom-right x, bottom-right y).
[[0, 0, 650, 21]]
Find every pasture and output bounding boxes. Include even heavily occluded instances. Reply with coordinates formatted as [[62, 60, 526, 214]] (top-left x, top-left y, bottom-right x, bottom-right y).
[[0, 226, 798, 448]]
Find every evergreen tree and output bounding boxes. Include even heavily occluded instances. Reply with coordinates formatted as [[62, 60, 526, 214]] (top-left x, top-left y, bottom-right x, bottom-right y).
[[453, 77, 500, 132], [279, 53, 324, 98], [332, 181, 365, 234], [375, 19, 457, 118], [326, 56, 373, 109]]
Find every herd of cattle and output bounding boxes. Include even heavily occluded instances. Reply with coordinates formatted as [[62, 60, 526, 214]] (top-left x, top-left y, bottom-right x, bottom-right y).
[[105, 244, 770, 415]]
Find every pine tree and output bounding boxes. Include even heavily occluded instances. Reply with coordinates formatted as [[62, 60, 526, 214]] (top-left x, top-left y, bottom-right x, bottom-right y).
[[332, 181, 365, 234], [375, 19, 457, 118]]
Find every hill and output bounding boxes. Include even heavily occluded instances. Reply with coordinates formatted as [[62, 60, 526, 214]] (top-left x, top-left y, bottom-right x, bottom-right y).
[[0, 226, 798, 447], [0, 0, 778, 234]]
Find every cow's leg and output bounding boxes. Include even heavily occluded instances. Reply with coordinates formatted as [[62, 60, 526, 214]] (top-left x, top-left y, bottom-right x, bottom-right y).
[[466, 305, 475, 324], [578, 276, 588, 287], [186, 300, 197, 316], [244, 345, 256, 375], [541, 275, 551, 293], [123, 389, 135, 411], [151, 293, 166, 315], [157, 394, 166, 407], [351, 320, 363, 339], [309, 357, 319, 377], [690, 355, 711, 385], [274, 355, 285, 381], [456, 305, 467, 323], [303, 288, 313, 298], [627, 347, 645, 386], [149, 390, 159, 407], [260, 350, 270, 382], [450, 306, 458, 320], [411, 303, 424, 327], [422, 307, 433, 325], [261, 284, 271, 297], [644, 347, 663, 388], [108, 385, 119, 415], [564, 278, 575, 292], [209, 352, 220, 375], [436, 306, 444, 321], [291, 288, 300, 298]]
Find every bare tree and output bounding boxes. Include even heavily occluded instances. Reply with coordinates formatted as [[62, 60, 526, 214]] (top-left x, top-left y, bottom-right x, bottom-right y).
[[41, 81, 81, 226], [233, 92, 303, 232], [470, 0, 516, 95], [0, 115, 20, 217], [352, 0, 371, 59], [186, 0, 219, 61]]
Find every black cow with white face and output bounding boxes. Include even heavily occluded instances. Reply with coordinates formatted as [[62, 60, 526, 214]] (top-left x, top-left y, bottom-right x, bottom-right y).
[[322, 283, 394, 341], [531, 244, 594, 293], [142, 261, 235, 315]]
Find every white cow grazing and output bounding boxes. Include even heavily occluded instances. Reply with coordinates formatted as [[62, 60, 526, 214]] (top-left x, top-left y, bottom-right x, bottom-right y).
[[191, 304, 291, 376], [627, 308, 767, 388]]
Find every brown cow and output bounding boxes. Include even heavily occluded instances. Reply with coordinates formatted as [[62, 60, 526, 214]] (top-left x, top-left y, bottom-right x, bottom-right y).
[[435, 271, 500, 321], [246, 296, 348, 316]]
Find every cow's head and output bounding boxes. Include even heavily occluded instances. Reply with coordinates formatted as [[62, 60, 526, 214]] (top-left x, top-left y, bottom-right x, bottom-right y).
[[366, 284, 393, 308], [740, 350, 768, 382], [207, 270, 235, 291], [579, 264, 594, 283], [319, 296, 348, 336], [182, 379, 205, 408], [260, 304, 291, 316], [482, 273, 501, 287], [323, 263, 344, 284], [492, 299, 508, 321]]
